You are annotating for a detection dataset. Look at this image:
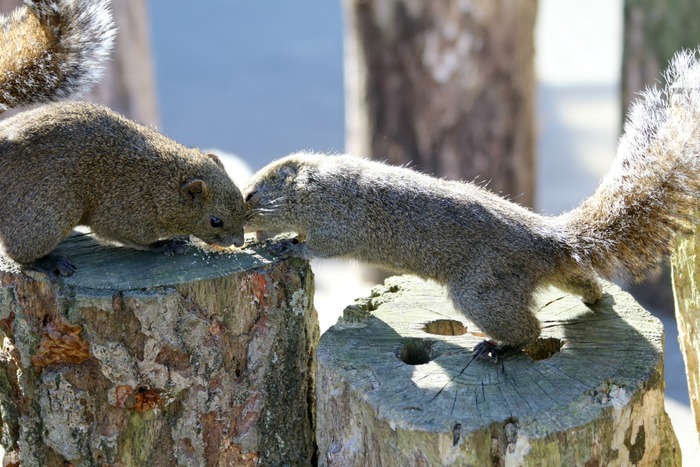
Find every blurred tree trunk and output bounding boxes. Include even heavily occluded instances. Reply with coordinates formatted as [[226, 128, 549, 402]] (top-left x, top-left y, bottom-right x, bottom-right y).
[[621, 0, 700, 118], [343, 0, 537, 207], [0, 0, 159, 126], [87, 0, 159, 126]]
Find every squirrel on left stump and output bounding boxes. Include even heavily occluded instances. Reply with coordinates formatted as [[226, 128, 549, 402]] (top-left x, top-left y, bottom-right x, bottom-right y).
[[0, 0, 245, 276]]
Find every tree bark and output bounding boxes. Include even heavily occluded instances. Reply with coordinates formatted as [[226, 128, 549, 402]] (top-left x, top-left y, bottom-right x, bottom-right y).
[[343, 0, 537, 207], [0, 234, 318, 466], [671, 233, 700, 447], [317, 275, 680, 466]]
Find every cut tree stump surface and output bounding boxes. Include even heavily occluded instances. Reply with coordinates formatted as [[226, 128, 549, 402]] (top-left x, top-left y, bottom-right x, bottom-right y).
[[19, 232, 276, 289], [317, 275, 680, 466], [0, 233, 319, 466]]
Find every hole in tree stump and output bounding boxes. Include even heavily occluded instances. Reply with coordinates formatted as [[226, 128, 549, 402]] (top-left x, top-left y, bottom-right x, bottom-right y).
[[398, 339, 433, 365], [422, 319, 467, 336], [524, 337, 564, 360]]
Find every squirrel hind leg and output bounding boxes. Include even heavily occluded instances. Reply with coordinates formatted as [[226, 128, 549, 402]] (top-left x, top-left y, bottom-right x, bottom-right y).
[[473, 340, 522, 363], [553, 271, 602, 304], [447, 279, 541, 356]]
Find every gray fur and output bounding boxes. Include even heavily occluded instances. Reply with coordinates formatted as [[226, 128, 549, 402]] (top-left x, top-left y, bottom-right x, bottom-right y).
[[244, 50, 700, 350]]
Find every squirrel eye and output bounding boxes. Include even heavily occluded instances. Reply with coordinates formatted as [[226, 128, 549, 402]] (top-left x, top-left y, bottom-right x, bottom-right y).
[[245, 191, 256, 202], [210, 217, 224, 228]]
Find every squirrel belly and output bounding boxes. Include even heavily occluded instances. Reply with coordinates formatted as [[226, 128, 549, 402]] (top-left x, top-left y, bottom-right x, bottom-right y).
[[0, 1, 246, 275], [244, 50, 700, 358]]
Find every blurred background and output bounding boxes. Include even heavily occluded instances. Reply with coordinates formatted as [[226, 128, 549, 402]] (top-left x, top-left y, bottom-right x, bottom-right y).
[[2, 0, 698, 461]]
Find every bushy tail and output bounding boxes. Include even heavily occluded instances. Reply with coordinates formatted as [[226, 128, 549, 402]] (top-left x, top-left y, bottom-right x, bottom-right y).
[[0, 0, 115, 113], [562, 50, 700, 281]]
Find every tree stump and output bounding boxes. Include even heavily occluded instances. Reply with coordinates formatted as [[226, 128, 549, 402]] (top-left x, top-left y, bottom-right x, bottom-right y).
[[317, 275, 680, 466], [672, 232, 700, 444], [0, 233, 319, 466]]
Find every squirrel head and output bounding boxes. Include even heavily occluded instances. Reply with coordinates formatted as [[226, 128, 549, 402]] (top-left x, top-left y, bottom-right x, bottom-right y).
[[178, 153, 246, 247], [243, 152, 316, 239]]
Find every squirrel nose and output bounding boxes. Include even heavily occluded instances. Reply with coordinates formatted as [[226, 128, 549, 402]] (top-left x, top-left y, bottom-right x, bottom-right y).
[[233, 233, 245, 248]]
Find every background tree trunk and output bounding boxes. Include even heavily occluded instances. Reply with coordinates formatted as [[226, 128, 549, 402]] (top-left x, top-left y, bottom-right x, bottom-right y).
[[621, 0, 700, 118], [0, 234, 318, 466], [343, 0, 537, 207], [317, 276, 680, 466], [86, 0, 159, 126], [0, 0, 159, 126]]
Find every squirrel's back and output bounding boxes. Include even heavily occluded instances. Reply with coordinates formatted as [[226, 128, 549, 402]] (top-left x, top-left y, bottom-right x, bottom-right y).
[[0, 0, 115, 112], [246, 152, 558, 282], [0, 100, 217, 207]]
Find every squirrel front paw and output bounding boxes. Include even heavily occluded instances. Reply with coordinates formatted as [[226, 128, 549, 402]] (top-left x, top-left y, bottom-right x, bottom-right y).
[[29, 254, 77, 277], [151, 238, 190, 256], [267, 238, 301, 258], [472, 340, 522, 363]]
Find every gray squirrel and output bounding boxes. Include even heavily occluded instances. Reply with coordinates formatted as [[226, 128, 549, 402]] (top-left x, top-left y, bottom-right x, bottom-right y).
[[0, 0, 246, 276], [243, 51, 700, 361]]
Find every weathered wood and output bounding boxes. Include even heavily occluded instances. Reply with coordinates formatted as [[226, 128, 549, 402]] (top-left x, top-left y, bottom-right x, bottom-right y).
[[0, 234, 319, 466], [671, 232, 700, 445], [317, 275, 680, 466], [343, 0, 537, 207]]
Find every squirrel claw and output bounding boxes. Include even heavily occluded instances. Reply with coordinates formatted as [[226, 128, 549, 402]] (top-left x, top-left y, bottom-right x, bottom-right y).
[[151, 238, 190, 256], [267, 238, 300, 258], [29, 254, 77, 277], [473, 340, 521, 363]]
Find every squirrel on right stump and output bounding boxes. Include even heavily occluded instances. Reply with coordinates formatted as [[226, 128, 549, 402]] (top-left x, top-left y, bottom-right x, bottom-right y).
[[244, 51, 700, 362], [0, 0, 246, 276]]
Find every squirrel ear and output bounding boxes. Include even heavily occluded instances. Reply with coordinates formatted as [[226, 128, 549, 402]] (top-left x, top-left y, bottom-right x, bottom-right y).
[[181, 179, 210, 200], [279, 165, 297, 182], [206, 153, 225, 170]]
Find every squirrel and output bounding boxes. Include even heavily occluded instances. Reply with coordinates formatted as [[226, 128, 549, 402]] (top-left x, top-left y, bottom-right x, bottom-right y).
[[243, 50, 700, 361], [0, 0, 246, 276]]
